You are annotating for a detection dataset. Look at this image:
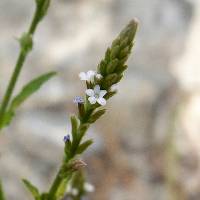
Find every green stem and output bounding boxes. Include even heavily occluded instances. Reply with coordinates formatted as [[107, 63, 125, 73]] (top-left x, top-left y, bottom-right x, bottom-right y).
[[47, 168, 63, 200], [0, 180, 6, 200], [47, 124, 85, 200], [47, 156, 73, 200], [0, 51, 25, 127], [0, 2, 45, 129]]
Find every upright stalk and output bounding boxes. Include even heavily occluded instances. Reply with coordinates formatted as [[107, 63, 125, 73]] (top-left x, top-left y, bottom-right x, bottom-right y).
[[0, 0, 50, 129], [0, 180, 6, 200], [47, 168, 63, 200], [47, 154, 75, 199], [46, 19, 138, 199]]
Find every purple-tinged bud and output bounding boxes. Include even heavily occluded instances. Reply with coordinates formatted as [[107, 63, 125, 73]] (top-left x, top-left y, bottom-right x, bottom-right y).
[[73, 96, 84, 104], [73, 96, 85, 118], [63, 134, 70, 143]]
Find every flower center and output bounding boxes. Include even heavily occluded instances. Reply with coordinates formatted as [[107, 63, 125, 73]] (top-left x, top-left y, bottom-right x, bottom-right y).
[[94, 93, 99, 98]]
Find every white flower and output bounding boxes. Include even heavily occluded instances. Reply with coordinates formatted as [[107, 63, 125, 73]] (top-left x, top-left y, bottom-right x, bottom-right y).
[[84, 182, 95, 193], [79, 70, 96, 81], [85, 85, 107, 106]]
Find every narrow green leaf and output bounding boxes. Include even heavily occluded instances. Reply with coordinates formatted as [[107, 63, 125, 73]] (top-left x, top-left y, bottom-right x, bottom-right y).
[[64, 140, 72, 157], [70, 116, 81, 156], [55, 178, 68, 199], [88, 109, 106, 123], [22, 179, 40, 200], [77, 139, 93, 154], [71, 116, 79, 140], [0, 181, 6, 200], [0, 110, 15, 128], [71, 123, 90, 154], [70, 122, 90, 157], [10, 71, 56, 110], [78, 123, 90, 141]]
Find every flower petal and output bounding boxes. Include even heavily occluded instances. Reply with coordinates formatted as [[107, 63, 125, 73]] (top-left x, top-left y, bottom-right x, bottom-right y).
[[88, 97, 97, 104], [97, 97, 106, 106], [87, 70, 96, 78], [85, 89, 94, 97], [79, 72, 87, 80], [99, 90, 107, 97], [94, 85, 100, 94]]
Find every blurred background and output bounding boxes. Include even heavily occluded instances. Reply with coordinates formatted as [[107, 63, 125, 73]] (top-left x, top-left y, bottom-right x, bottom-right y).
[[0, 0, 200, 199]]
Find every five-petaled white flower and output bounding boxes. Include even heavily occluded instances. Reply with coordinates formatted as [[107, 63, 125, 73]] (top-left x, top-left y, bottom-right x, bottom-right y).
[[85, 85, 107, 106], [79, 70, 96, 81]]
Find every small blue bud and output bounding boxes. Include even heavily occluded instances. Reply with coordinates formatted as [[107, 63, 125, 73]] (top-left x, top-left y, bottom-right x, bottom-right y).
[[73, 96, 84, 104], [63, 135, 70, 143]]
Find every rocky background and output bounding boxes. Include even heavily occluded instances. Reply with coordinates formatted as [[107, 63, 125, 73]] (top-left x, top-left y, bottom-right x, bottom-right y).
[[0, 0, 200, 199]]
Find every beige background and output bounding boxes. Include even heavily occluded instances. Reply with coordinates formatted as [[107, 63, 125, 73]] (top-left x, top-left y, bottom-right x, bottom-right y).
[[0, 0, 200, 199]]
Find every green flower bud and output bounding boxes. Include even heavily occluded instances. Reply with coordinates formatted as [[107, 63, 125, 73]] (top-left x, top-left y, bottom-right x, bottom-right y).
[[103, 73, 118, 88], [119, 46, 130, 59], [98, 18, 138, 83], [98, 60, 107, 75], [105, 48, 111, 63], [111, 38, 120, 48], [115, 65, 128, 74], [110, 45, 120, 59], [106, 59, 119, 74], [120, 37, 129, 49]]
